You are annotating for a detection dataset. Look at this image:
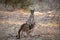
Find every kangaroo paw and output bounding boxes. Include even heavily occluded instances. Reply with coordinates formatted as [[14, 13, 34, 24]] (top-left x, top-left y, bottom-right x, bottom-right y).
[[16, 35, 20, 39]]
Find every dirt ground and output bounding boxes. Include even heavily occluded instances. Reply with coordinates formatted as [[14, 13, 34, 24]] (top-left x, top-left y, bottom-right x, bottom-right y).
[[0, 11, 60, 40]]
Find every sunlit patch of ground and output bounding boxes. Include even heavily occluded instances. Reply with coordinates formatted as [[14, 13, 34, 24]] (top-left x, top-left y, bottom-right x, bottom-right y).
[[0, 21, 25, 25], [0, 20, 58, 26]]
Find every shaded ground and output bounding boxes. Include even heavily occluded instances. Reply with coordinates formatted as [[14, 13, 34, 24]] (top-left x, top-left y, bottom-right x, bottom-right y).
[[0, 11, 60, 40]]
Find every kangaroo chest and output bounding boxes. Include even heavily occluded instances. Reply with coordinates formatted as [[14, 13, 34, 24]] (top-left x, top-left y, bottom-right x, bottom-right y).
[[26, 14, 35, 25]]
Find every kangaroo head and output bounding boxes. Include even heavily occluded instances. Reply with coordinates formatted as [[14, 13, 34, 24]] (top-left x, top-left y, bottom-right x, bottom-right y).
[[30, 9, 35, 15]]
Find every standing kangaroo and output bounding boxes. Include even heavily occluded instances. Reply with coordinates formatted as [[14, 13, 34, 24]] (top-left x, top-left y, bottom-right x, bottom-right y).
[[16, 9, 35, 39]]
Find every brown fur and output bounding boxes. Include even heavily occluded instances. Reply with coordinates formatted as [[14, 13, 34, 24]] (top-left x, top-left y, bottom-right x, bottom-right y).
[[16, 9, 35, 39], [16, 23, 35, 39]]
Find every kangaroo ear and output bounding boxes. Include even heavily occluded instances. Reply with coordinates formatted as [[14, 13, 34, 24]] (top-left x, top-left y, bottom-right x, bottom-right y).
[[32, 9, 35, 11], [31, 9, 35, 12], [30, 8, 35, 11]]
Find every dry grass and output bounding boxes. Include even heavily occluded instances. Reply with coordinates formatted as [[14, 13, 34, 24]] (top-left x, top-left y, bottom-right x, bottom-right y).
[[0, 10, 60, 40]]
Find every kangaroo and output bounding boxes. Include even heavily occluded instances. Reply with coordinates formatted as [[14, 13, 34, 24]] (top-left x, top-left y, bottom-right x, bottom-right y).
[[16, 9, 35, 39]]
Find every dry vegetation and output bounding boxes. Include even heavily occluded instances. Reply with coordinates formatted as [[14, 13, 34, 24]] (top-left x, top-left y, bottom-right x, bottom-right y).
[[0, 10, 60, 40]]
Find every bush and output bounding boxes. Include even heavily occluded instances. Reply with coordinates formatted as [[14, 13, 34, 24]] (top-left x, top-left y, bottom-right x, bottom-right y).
[[0, 0, 32, 9]]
